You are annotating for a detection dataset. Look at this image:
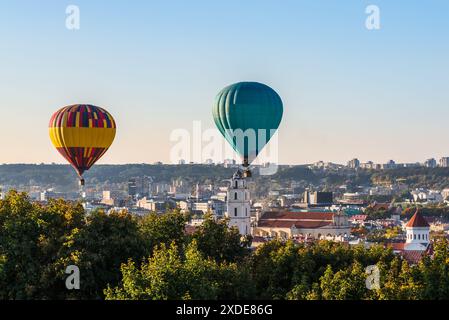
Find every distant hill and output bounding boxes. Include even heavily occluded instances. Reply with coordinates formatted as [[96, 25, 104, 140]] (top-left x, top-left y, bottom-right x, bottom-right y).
[[371, 167, 449, 189], [2, 164, 449, 192], [0, 164, 237, 191]]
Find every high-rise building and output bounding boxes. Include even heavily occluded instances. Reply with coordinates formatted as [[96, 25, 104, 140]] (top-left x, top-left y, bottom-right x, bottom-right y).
[[135, 176, 152, 197], [381, 160, 397, 170], [226, 170, 251, 235], [124, 176, 154, 198], [360, 161, 375, 169], [128, 179, 137, 198], [439, 157, 449, 167], [303, 190, 333, 206], [424, 158, 437, 168], [347, 158, 360, 169]]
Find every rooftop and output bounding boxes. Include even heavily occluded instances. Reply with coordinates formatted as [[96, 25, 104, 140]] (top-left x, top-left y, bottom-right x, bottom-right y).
[[406, 209, 430, 228], [258, 211, 336, 229]]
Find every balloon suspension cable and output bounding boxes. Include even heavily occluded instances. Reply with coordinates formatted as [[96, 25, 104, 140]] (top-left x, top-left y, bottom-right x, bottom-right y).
[[79, 177, 86, 202], [242, 158, 252, 178]]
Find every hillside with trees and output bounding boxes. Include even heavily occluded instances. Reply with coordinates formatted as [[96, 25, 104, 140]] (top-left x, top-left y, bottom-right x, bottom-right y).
[[3, 164, 449, 193]]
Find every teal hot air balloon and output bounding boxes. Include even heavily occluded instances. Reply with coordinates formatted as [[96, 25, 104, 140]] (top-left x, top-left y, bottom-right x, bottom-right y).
[[213, 82, 283, 175]]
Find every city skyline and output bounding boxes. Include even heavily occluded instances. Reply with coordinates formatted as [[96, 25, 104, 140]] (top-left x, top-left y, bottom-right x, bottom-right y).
[[3, 155, 449, 167], [1, 1, 449, 165]]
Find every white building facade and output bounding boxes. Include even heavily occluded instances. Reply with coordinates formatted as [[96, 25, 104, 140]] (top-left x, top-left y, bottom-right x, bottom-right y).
[[226, 170, 251, 235], [405, 210, 430, 251]]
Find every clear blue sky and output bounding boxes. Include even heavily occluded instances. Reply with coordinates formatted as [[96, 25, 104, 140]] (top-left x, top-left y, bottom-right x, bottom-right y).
[[0, 0, 448, 165]]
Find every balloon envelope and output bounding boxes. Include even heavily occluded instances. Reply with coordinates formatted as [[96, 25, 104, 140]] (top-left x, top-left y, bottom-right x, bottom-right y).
[[49, 104, 116, 179], [213, 82, 283, 165]]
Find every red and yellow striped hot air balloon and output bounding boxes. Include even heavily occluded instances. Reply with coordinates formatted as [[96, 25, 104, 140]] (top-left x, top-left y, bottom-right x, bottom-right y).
[[49, 104, 116, 186]]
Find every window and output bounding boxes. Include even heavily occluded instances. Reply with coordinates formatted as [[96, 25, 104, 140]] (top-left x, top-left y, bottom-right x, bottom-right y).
[[418, 234, 421, 240], [234, 192, 238, 200], [414, 234, 416, 240], [234, 208, 237, 217], [235, 181, 238, 188], [245, 208, 248, 216]]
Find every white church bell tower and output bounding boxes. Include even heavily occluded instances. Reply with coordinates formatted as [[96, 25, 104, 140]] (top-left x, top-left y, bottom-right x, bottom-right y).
[[226, 170, 251, 235], [405, 209, 430, 251]]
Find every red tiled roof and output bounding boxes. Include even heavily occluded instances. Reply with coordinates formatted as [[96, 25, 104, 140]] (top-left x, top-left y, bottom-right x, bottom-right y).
[[386, 242, 432, 264], [261, 211, 334, 220], [257, 220, 332, 229], [406, 209, 430, 228], [370, 203, 390, 211], [257, 211, 335, 229], [387, 242, 406, 251], [401, 250, 426, 264]]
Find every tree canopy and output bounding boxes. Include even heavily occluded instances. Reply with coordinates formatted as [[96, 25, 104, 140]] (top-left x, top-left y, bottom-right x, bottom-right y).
[[1, 190, 449, 300]]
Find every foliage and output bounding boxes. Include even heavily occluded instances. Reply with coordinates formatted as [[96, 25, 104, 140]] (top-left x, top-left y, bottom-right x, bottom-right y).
[[191, 213, 252, 263], [104, 240, 254, 300], [318, 262, 368, 300], [371, 167, 449, 190], [58, 210, 146, 299], [385, 227, 402, 240], [138, 210, 187, 256], [0, 191, 85, 299], [364, 208, 391, 220], [1, 191, 449, 300]]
